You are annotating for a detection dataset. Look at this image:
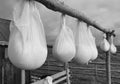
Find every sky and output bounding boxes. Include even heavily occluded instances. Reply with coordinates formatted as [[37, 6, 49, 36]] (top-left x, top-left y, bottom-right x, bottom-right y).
[[0, 0, 120, 45]]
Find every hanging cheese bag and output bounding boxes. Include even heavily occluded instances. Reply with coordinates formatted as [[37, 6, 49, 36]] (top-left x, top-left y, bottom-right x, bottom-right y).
[[52, 14, 76, 63], [87, 26, 98, 61], [74, 21, 92, 64], [100, 34, 110, 52], [8, 1, 47, 70], [110, 36, 117, 53]]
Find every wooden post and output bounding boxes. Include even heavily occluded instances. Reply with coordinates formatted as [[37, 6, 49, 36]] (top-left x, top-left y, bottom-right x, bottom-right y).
[[21, 70, 25, 84], [65, 63, 70, 84], [106, 33, 111, 84], [21, 70, 31, 84]]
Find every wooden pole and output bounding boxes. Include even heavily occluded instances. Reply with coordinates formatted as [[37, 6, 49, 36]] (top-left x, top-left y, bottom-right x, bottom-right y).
[[21, 70, 25, 84], [35, 0, 113, 34], [2, 59, 4, 84], [106, 33, 112, 84], [65, 63, 70, 84]]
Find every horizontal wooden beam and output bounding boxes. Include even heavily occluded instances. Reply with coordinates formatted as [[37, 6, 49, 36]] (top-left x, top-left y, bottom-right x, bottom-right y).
[[35, 0, 114, 34]]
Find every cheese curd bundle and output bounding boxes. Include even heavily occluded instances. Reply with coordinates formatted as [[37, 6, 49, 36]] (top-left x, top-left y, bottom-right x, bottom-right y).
[[100, 34, 110, 52], [110, 36, 117, 54], [8, 1, 47, 70], [52, 14, 76, 63], [87, 26, 98, 61], [74, 21, 98, 64]]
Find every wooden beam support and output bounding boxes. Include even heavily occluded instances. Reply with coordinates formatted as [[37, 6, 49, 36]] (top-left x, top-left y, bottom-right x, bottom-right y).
[[106, 33, 112, 84], [35, 0, 114, 34]]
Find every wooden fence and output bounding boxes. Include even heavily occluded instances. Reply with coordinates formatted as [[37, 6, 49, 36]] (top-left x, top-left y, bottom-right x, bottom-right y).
[[0, 44, 120, 84], [31, 47, 120, 84]]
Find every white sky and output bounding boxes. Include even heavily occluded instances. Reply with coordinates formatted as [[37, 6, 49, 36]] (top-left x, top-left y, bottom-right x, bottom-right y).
[[0, 0, 120, 45]]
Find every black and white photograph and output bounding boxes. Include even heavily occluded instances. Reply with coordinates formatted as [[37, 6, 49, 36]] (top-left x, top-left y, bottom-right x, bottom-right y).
[[0, 0, 120, 84]]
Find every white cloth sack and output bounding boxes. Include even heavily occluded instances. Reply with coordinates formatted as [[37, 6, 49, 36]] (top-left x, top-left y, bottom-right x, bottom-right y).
[[8, 1, 47, 70], [100, 34, 110, 52], [52, 14, 76, 63], [87, 26, 98, 61], [74, 21, 93, 64], [110, 36, 117, 53]]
